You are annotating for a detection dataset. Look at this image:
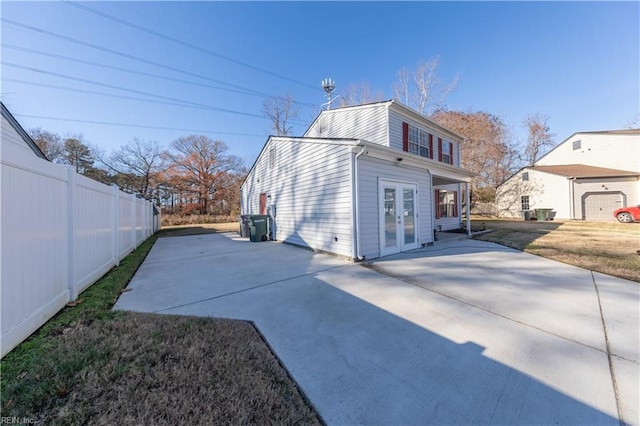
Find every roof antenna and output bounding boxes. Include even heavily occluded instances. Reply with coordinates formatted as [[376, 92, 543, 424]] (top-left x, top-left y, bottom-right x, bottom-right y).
[[321, 78, 337, 110]]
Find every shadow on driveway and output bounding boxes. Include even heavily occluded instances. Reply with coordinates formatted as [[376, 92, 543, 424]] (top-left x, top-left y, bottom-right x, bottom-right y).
[[115, 233, 636, 425]]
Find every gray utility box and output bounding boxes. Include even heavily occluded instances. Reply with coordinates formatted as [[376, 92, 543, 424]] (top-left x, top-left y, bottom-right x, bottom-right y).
[[239, 215, 251, 237], [248, 215, 269, 242]]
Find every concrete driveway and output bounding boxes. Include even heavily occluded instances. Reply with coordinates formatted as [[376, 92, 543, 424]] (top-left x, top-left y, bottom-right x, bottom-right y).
[[114, 233, 639, 425]]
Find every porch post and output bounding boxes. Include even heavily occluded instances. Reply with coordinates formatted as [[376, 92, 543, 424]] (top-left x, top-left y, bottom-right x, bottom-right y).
[[465, 182, 471, 235]]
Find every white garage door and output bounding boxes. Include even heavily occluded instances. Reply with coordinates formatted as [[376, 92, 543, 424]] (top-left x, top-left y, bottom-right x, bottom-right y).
[[583, 192, 622, 221]]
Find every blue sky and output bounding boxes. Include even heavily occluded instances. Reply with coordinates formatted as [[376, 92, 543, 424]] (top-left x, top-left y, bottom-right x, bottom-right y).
[[1, 1, 638, 163]]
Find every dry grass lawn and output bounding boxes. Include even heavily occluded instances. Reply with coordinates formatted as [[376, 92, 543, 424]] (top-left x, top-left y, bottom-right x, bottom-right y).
[[472, 218, 640, 282], [1, 229, 321, 425], [45, 314, 320, 425], [160, 222, 239, 237]]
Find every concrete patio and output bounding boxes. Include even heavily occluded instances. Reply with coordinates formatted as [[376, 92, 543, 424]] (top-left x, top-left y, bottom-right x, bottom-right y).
[[114, 232, 639, 425]]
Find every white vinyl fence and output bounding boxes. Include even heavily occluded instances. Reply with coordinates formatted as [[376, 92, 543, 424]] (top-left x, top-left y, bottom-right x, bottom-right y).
[[1, 140, 159, 357]]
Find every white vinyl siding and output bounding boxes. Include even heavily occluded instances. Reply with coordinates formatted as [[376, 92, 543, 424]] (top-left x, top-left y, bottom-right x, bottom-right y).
[[1, 118, 35, 154], [537, 133, 640, 173], [357, 156, 432, 260], [497, 168, 639, 220], [304, 103, 389, 146], [434, 183, 461, 230], [241, 138, 354, 257], [388, 109, 460, 167]]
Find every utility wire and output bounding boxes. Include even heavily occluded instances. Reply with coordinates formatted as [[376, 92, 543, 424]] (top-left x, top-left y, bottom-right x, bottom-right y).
[[62, 0, 318, 91], [1, 18, 267, 97], [5, 78, 251, 113], [3, 62, 265, 119], [2, 43, 317, 107], [13, 113, 266, 137]]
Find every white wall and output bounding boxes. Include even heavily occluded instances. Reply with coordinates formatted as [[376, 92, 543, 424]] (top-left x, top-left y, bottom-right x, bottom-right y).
[[241, 138, 354, 258], [358, 156, 432, 259], [1, 134, 158, 358], [497, 167, 640, 220], [304, 103, 389, 146], [537, 132, 640, 173]]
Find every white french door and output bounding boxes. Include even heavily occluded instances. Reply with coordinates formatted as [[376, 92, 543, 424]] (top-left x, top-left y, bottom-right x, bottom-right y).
[[379, 180, 418, 256]]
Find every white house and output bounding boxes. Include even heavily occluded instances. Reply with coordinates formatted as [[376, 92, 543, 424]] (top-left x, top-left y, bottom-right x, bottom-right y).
[[1, 102, 48, 160], [240, 100, 475, 261], [496, 130, 640, 220]]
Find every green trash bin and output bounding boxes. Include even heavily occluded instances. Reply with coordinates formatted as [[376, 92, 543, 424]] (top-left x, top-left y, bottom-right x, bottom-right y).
[[248, 215, 269, 242], [535, 208, 553, 221]]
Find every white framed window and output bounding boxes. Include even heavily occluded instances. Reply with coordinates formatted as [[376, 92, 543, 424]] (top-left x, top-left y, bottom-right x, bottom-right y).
[[521, 195, 530, 210], [408, 125, 430, 158], [436, 190, 458, 218], [572, 140, 581, 150], [442, 141, 452, 164]]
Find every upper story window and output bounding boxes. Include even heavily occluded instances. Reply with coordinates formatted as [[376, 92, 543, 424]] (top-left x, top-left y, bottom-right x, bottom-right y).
[[441, 141, 452, 164], [572, 140, 581, 150], [522, 172, 529, 181], [407, 125, 430, 158]]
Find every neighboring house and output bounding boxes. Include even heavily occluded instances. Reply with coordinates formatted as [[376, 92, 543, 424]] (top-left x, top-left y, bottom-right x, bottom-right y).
[[240, 100, 475, 260], [496, 130, 640, 220], [1, 101, 48, 160]]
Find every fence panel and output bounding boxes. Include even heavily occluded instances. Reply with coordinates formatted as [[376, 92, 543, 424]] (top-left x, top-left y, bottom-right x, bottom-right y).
[[1, 142, 157, 357]]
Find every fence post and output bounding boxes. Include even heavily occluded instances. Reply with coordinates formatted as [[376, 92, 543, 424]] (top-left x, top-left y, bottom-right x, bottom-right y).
[[131, 193, 136, 250], [67, 166, 77, 301], [112, 184, 120, 266]]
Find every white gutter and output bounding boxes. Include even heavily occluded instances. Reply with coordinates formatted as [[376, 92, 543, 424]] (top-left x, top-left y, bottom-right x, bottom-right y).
[[352, 145, 367, 260]]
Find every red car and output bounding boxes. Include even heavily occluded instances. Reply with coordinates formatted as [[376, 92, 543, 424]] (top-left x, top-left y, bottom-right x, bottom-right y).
[[614, 205, 640, 223]]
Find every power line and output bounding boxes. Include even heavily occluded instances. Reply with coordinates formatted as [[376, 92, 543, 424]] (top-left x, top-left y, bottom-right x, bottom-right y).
[[3, 62, 265, 119], [2, 44, 262, 97], [2, 43, 317, 108], [62, 1, 318, 91], [1, 18, 267, 97], [13, 113, 267, 137], [4, 78, 248, 113]]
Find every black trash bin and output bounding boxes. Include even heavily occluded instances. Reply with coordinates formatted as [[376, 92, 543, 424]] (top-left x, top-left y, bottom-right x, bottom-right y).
[[239, 215, 250, 237], [248, 215, 269, 242]]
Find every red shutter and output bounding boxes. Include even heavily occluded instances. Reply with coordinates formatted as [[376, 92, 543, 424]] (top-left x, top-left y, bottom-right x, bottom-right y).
[[429, 134, 434, 159], [453, 191, 458, 217], [259, 193, 267, 215], [434, 190, 441, 219], [438, 138, 443, 162], [450, 143, 454, 165], [402, 122, 409, 152]]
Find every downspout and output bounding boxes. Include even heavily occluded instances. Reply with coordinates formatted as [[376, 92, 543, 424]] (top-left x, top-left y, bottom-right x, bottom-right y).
[[353, 145, 367, 261], [569, 177, 576, 220]]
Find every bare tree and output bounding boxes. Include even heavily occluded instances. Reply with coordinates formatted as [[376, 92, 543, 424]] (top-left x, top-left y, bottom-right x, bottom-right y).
[[29, 128, 65, 162], [103, 138, 167, 198], [523, 113, 555, 165], [62, 135, 94, 174], [338, 82, 384, 107], [432, 110, 516, 196], [165, 135, 242, 213], [261, 95, 299, 136], [393, 56, 459, 116]]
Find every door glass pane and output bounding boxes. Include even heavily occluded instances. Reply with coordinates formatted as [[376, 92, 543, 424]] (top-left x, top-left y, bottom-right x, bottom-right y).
[[384, 188, 397, 248], [403, 188, 415, 244]]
